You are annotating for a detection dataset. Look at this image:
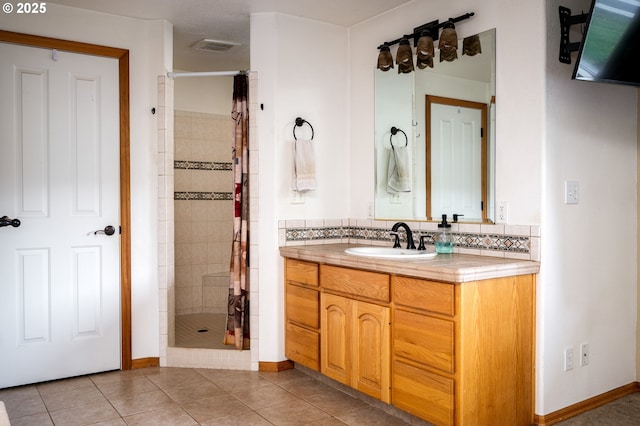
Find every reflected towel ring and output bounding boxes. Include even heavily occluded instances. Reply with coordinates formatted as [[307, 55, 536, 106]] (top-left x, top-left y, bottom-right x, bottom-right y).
[[293, 117, 314, 140], [390, 126, 408, 147]]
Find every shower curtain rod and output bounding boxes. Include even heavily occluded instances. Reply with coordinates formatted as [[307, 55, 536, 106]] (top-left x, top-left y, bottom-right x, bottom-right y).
[[167, 70, 249, 78]]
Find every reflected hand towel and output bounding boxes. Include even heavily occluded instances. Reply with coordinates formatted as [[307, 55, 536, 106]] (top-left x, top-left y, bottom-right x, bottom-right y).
[[387, 145, 411, 193]]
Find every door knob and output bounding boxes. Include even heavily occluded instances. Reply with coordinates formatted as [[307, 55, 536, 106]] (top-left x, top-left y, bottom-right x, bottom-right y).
[[94, 225, 116, 236], [0, 216, 21, 228]]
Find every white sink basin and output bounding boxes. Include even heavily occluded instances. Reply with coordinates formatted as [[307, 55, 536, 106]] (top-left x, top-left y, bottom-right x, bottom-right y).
[[344, 247, 437, 259]]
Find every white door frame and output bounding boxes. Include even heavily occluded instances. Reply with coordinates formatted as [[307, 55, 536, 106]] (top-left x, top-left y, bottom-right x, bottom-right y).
[[0, 30, 133, 370]]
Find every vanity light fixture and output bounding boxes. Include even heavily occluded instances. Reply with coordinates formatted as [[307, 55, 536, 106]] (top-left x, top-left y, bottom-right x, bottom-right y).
[[462, 34, 482, 56], [438, 21, 458, 62], [416, 30, 435, 69], [396, 38, 414, 73], [376, 12, 475, 71], [377, 44, 394, 71]]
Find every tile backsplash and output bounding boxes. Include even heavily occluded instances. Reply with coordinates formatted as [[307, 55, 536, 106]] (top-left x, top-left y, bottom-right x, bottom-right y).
[[279, 218, 540, 261]]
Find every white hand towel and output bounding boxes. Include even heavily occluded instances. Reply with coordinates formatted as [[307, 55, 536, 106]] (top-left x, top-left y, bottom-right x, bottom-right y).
[[293, 138, 317, 192], [387, 145, 411, 193]]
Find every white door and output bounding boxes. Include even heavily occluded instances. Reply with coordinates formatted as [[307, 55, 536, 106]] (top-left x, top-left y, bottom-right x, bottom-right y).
[[430, 102, 483, 221], [0, 43, 121, 388]]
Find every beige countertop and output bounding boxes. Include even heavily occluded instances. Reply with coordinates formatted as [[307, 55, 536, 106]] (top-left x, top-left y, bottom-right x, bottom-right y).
[[280, 243, 540, 283]]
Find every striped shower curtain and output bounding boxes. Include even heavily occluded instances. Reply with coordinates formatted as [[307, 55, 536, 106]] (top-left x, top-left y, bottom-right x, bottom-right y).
[[224, 73, 250, 350]]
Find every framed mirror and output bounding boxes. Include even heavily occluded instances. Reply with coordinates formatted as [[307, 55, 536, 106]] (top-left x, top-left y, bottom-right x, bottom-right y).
[[374, 28, 496, 223]]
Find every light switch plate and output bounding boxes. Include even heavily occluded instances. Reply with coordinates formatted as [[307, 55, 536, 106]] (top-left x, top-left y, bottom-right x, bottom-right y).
[[565, 181, 579, 204], [290, 191, 305, 204]]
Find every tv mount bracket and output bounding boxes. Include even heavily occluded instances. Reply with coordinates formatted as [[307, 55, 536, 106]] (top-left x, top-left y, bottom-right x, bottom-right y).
[[559, 6, 588, 64]]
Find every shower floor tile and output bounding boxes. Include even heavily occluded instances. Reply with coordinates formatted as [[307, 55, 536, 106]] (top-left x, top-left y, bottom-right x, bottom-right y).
[[175, 313, 230, 350]]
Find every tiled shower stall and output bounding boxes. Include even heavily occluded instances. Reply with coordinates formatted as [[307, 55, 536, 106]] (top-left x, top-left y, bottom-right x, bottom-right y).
[[158, 73, 257, 369]]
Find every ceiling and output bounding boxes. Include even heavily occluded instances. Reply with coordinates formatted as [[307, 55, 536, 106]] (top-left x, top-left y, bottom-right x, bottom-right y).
[[48, 0, 411, 71]]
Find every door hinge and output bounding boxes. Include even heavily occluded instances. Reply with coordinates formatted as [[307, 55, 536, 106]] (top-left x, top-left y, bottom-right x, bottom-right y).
[[481, 201, 484, 211], [481, 127, 484, 137]]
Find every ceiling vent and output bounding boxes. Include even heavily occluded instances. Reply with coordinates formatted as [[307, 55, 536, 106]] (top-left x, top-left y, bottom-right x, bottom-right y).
[[191, 38, 240, 53]]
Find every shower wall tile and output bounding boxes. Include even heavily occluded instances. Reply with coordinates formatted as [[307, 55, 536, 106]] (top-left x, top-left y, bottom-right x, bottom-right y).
[[176, 287, 193, 312], [158, 196, 168, 222], [175, 265, 191, 288], [175, 113, 192, 140], [175, 243, 192, 267], [191, 222, 209, 243], [175, 200, 191, 223], [174, 110, 234, 314], [192, 116, 208, 140], [191, 139, 211, 162], [174, 138, 191, 160], [174, 169, 190, 192], [174, 221, 191, 244]]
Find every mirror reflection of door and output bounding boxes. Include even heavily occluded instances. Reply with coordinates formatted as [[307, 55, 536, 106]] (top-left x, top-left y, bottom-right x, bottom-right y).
[[426, 95, 487, 222]]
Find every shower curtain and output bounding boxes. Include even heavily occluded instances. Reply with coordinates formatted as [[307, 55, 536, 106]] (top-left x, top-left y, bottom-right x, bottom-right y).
[[224, 73, 250, 350]]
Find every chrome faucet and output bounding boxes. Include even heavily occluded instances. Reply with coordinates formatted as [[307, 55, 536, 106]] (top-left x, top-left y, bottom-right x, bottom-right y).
[[391, 222, 416, 250]]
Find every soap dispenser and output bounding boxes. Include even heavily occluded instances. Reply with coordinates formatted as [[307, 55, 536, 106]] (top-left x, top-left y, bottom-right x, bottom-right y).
[[436, 214, 453, 254]]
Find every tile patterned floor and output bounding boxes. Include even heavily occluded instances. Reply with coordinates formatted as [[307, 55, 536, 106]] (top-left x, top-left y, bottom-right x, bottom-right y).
[[4, 365, 638, 425], [0, 367, 427, 425]]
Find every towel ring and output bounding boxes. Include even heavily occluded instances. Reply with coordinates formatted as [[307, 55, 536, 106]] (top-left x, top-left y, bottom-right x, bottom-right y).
[[293, 117, 314, 140], [390, 126, 408, 147]]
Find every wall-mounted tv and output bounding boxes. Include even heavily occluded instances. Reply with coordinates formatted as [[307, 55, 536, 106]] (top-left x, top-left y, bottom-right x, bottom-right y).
[[572, 0, 640, 87]]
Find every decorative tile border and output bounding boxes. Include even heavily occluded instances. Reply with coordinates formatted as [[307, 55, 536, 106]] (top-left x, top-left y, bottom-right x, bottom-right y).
[[173, 161, 231, 171], [174, 161, 232, 171], [284, 226, 532, 254], [174, 191, 233, 201]]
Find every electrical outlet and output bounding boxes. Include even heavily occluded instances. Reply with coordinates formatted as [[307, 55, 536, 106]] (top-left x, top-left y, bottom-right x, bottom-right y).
[[564, 346, 574, 371], [580, 343, 589, 366], [497, 201, 509, 223]]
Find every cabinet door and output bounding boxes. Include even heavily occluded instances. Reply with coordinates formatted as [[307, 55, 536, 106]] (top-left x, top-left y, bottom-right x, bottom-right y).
[[321, 293, 351, 385], [353, 300, 390, 403]]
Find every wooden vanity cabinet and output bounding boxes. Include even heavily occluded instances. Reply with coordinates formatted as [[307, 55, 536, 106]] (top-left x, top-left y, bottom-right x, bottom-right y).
[[392, 274, 536, 426], [283, 255, 535, 426], [320, 265, 391, 403], [284, 259, 320, 371]]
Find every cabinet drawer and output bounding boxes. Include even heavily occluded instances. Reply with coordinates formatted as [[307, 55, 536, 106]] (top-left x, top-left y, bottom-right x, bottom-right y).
[[286, 283, 319, 329], [392, 359, 454, 426], [320, 265, 390, 302], [393, 309, 454, 374], [285, 322, 320, 371], [393, 276, 454, 316], [286, 259, 319, 287]]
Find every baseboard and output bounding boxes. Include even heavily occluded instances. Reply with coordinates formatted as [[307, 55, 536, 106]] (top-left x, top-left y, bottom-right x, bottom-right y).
[[534, 382, 640, 425], [258, 360, 294, 372], [131, 357, 160, 369]]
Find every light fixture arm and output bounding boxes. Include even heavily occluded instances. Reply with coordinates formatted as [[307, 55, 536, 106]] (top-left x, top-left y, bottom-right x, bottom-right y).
[[377, 12, 475, 50]]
